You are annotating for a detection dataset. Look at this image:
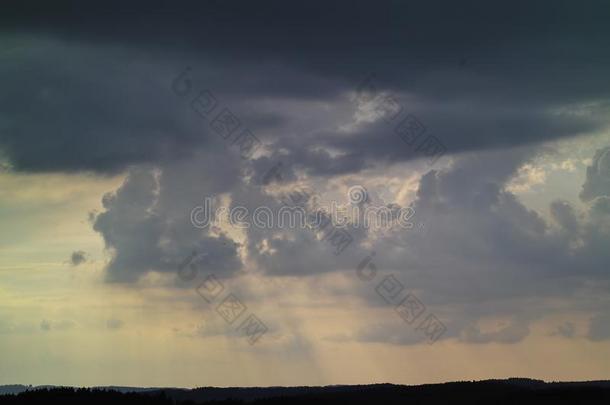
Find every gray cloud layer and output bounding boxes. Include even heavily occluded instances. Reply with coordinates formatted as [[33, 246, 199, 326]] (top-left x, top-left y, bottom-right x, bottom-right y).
[[2, 1, 610, 174]]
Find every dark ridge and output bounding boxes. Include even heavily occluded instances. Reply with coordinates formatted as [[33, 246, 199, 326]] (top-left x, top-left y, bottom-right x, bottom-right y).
[[2, 379, 610, 404]]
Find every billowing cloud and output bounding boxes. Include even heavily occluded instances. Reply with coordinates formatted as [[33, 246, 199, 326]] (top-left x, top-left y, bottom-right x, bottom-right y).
[[92, 162, 243, 283]]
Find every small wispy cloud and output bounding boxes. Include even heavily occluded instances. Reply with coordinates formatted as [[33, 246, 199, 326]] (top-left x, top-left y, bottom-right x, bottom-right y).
[[70, 250, 87, 266], [106, 319, 124, 330]]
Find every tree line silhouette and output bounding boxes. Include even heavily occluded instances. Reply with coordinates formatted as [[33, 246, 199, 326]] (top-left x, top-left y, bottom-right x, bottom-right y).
[[2, 380, 610, 404]]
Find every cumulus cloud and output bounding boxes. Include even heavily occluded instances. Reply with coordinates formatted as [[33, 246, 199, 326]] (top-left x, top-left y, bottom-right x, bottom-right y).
[[83, 138, 610, 345], [92, 163, 243, 283]]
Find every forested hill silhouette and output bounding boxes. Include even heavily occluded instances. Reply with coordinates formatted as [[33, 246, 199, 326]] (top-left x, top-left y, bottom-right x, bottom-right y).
[[2, 379, 610, 404]]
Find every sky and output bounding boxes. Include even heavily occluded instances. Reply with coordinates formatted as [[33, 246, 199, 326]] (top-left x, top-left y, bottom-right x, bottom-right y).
[[1, 0, 610, 387]]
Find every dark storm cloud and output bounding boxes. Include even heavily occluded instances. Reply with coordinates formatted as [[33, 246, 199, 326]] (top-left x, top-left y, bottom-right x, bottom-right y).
[[4, 1, 610, 94], [1, 1, 610, 174], [318, 101, 602, 167], [0, 42, 211, 173]]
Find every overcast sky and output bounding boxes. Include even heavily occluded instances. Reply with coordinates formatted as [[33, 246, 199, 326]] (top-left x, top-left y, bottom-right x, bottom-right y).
[[1, 0, 610, 387]]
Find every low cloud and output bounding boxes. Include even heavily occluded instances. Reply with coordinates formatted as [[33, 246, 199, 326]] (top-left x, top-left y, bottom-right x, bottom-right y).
[[70, 250, 87, 266], [460, 318, 530, 344], [588, 313, 610, 341], [552, 322, 576, 339], [106, 319, 124, 330]]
